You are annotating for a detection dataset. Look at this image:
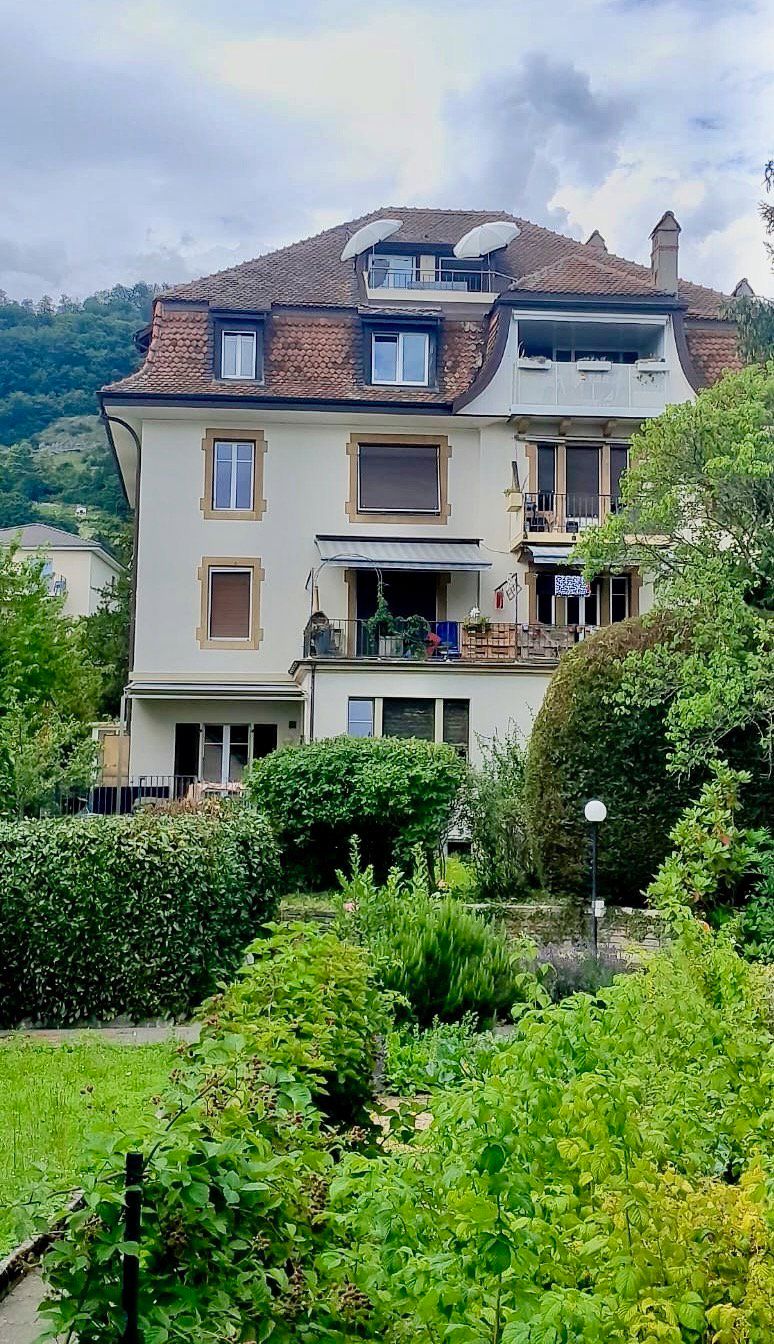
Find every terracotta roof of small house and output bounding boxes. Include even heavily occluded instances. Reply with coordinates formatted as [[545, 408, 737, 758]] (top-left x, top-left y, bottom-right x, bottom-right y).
[[103, 206, 740, 403]]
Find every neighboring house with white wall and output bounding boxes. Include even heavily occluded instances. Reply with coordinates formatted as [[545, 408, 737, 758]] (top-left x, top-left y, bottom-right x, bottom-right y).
[[101, 207, 743, 791], [0, 522, 122, 618]]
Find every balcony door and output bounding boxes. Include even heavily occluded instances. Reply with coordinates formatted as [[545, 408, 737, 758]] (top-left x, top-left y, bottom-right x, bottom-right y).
[[565, 446, 600, 525], [355, 570, 438, 622]]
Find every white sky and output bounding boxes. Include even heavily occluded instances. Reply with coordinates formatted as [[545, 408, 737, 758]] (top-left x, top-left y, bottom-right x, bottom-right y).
[[1, 0, 772, 300]]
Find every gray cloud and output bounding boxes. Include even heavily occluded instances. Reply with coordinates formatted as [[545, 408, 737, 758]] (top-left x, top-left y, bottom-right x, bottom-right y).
[[444, 54, 633, 229]]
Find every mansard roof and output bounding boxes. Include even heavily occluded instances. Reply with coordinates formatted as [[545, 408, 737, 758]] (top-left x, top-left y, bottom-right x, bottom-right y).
[[103, 206, 740, 404]]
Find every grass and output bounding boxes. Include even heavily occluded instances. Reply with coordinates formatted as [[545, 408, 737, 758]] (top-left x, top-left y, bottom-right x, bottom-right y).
[[0, 1036, 175, 1255]]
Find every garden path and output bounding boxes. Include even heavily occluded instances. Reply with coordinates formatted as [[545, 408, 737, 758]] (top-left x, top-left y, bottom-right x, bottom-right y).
[[0, 1269, 52, 1343], [0, 1024, 200, 1046]]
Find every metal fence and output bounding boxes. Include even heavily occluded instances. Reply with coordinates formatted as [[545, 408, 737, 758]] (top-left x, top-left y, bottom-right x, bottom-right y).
[[303, 617, 596, 663], [62, 775, 201, 816]]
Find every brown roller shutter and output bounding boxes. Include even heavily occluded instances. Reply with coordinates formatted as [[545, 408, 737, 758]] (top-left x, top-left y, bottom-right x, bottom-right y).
[[209, 569, 251, 639]]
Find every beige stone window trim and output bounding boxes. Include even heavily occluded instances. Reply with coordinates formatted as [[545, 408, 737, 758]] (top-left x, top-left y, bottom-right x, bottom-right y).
[[201, 428, 267, 521], [196, 556, 264, 650], [346, 433, 451, 524]]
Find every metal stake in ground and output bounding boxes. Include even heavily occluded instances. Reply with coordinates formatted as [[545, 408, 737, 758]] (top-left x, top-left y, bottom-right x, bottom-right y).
[[122, 1152, 143, 1344], [583, 799, 607, 957]]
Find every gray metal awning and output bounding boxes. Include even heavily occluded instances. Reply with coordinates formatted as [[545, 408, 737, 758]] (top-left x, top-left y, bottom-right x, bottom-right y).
[[315, 536, 491, 572], [526, 545, 577, 567]]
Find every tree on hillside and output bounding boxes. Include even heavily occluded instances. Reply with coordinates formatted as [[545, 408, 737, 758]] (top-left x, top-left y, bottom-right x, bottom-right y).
[[726, 160, 774, 361], [576, 363, 774, 775]]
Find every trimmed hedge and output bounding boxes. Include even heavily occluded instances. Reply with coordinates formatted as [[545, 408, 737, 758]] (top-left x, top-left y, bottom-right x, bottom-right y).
[[524, 615, 774, 904], [245, 735, 467, 889], [0, 805, 280, 1026]]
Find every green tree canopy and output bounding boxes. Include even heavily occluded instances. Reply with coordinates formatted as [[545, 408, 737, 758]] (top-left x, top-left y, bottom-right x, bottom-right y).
[[726, 159, 774, 362], [576, 363, 774, 775]]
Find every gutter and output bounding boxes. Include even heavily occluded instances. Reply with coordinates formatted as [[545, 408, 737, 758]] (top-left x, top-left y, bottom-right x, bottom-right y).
[[101, 391, 453, 415]]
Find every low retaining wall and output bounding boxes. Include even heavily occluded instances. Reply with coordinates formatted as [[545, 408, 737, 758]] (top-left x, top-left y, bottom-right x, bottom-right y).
[[473, 903, 669, 957]]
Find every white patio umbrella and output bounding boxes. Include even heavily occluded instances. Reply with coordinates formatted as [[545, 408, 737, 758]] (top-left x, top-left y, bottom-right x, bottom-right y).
[[453, 221, 520, 259], [340, 219, 403, 261]]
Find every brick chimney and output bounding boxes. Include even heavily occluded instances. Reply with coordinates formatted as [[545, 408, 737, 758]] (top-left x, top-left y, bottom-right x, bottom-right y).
[[650, 211, 680, 294], [732, 277, 755, 298], [585, 229, 608, 254]]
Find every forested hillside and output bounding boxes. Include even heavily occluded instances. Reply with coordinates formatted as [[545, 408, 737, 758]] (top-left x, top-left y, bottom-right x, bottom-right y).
[[0, 284, 160, 539]]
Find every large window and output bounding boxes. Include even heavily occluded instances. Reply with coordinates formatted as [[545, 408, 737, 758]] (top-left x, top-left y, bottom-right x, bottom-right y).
[[442, 699, 470, 757], [213, 441, 254, 511], [369, 254, 418, 288], [371, 330, 430, 385], [220, 330, 257, 380], [202, 723, 251, 783], [610, 575, 630, 623], [357, 442, 440, 514], [382, 698, 435, 741]]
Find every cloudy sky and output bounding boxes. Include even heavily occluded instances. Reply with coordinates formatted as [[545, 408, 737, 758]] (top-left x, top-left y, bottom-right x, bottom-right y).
[[1, 0, 772, 301]]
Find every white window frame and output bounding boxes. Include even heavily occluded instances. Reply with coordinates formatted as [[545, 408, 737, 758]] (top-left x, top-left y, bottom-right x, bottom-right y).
[[200, 723, 252, 786], [371, 330, 430, 386], [346, 698, 375, 738], [212, 440, 255, 511], [208, 566, 253, 642], [221, 329, 257, 380]]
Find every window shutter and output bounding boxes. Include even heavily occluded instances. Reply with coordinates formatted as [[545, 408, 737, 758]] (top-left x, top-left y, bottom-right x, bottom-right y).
[[382, 698, 435, 741], [209, 570, 251, 638]]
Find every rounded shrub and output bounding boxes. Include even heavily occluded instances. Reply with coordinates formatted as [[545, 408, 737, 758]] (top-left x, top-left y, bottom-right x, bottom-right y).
[[244, 735, 467, 889], [524, 615, 691, 904], [524, 615, 774, 904], [0, 803, 280, 1026]]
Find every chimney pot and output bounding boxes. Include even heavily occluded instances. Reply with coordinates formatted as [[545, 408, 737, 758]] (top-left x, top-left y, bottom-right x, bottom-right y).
[[650, 210, 680, 294], [585, 229, 608, 254]]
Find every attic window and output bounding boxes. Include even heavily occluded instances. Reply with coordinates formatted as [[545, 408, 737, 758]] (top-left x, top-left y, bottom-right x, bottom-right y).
[[371, 330, 430, 386], [213, 314, 265, 382]]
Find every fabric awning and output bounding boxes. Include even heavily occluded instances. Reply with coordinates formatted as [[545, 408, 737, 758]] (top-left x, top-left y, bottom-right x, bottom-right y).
[[315, 536, 491, 572], [526, 545, 577, 567]]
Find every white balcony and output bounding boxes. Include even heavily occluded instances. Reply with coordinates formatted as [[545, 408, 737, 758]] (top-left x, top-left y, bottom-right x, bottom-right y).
[[513, 357, 670, 416]]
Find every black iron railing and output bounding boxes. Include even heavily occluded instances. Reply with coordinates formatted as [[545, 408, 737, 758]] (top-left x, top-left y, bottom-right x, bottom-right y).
[[303, 618, 597, 663], [366, 266, 500, 293], [523, 492, 621, 534]]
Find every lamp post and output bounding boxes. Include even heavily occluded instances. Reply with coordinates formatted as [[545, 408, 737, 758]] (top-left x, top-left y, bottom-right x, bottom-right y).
[[584, 799, 607, 956]]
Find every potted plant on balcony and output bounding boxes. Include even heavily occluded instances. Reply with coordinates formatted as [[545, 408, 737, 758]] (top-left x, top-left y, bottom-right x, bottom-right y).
[[364, 588, 402, 657], [402, 613, 432, 658], [462, 607, 491, 636]]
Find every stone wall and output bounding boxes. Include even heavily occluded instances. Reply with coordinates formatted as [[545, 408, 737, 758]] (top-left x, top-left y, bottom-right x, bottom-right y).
[[472, 903, 669, 958]]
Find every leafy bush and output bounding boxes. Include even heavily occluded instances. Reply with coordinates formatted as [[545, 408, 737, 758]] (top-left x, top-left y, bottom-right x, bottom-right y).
[[524, 614, 774, 904], [321, 928, 774, 1342], [199, 922, 388, 1123], [244, 735, 467, 889], [336, 852, 545, 1027], [466, 728, 534, 900], [39, 924, 380, 1343], [383, 1015, 504, 1094], [733, 832, 774, 962], [0, 804, 280, 1026], [646, 762, 763, 924]]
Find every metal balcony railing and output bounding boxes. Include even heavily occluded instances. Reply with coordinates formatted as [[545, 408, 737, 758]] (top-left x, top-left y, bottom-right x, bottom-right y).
[[303, 617, 597, 663], [366, 266, 500, 293], [61, 775, 242, 816], [523, 492, 619, 534]]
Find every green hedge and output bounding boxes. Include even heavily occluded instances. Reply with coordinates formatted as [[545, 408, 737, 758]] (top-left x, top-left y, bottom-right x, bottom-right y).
[[524, 616, 774, 904], [245, 736, 467, 889], [0, 805, 280, 1026]]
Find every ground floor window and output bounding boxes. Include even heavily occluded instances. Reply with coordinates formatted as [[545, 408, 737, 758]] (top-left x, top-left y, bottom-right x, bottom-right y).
[[610, 574, 630, 623], [347, 696, 470, 755], [174, 721, 278, 785]]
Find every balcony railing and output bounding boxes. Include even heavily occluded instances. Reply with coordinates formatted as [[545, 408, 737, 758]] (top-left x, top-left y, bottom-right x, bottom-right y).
[[366, 266, 499, 293], [303, 618, 596, 664], [514, 358, 669, 411], [61, 775, 242, 816], [523, 492, 618, 535]]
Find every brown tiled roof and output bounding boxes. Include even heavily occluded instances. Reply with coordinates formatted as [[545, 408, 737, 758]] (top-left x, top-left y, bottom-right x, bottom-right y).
[[684, 323, 743, 386], [108, 306, 485, 403], [104, 206, 737, 403]]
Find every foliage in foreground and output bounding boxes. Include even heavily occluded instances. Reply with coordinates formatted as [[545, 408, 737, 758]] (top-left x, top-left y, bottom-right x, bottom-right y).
[[466, 729, 535, 901], [38, 923, 384, 1343], [38, 919, 774, 1343], [326, 929, 774, 1343], [383, 1015, 504, 1095], [335, 853, 545, 1027], [0, 1037, 173, 1256], [244, 735, 467, 889], [0, 803, 280, 1026]]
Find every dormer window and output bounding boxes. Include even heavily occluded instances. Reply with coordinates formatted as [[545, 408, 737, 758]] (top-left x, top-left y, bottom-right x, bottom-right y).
[[221, 330, 256, 379], [212, 312, 265, 382], [372, 330, 430, 386]]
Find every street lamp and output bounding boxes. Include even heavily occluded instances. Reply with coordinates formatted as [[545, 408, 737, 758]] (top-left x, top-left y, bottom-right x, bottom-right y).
[[584, 799, 607, 956]]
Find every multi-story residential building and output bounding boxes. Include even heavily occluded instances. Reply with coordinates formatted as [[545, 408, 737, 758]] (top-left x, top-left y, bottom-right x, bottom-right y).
[[101, 208, 743, 788], [0, 522, 122, 618]]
